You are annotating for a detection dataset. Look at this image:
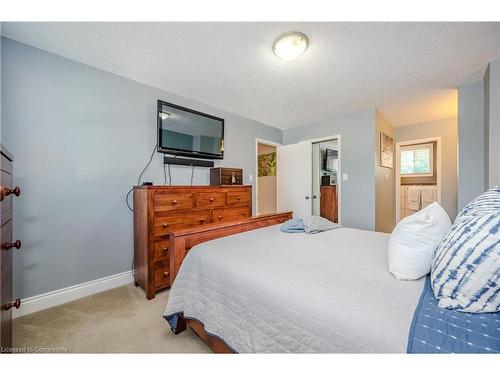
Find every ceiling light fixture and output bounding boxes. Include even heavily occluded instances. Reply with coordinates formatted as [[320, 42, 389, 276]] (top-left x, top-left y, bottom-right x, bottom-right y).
[[273, 31, 309, 62]]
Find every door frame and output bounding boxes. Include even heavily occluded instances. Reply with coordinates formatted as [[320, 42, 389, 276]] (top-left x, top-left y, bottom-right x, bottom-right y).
[[395, 136, 442, 223], [308, 135, 342, 225], [255, 138, 282, 215]]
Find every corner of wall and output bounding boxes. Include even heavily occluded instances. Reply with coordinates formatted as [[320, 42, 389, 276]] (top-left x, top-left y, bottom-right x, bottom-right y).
[[483, 64, 490, 190], [485, 59, 500, 187], [1, 30, 3, 143], [374, 109, 395, 233], [458, 79, 484, 209]]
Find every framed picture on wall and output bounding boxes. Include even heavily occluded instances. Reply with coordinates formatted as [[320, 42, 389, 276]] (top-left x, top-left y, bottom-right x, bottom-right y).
[[258, 152, 277, 177], [380, 132, 394, 168]]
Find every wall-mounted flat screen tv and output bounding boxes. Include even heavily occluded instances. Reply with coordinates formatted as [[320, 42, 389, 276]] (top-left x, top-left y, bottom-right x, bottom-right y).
[[157, 100, 224, 159], [323, 148, 338, 172]]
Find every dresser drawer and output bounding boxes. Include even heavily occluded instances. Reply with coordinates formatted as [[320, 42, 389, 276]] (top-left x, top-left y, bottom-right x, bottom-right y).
[[154, 259, 170, 288], [226, 190, 250, 206], [154, 211, 210, 236], [212, 206, 250, 223], [153, 239, 170, 261], [154, 193, 193, 212], [195, 192, 226, 208]]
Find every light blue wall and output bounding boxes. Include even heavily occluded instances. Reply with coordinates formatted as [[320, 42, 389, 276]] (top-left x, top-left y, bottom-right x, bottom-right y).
[[283, 109, 376, 231], [0, 25, 2, 142], [486, 60, 500, 187], [1, 38, 282, 299], [458, 80, 484, 209], [456, 60, 500, 209], [484, 66, 490, 189]]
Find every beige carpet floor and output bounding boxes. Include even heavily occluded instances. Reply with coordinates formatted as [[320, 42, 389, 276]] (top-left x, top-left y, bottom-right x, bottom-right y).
[[13, 284, 211, 353]]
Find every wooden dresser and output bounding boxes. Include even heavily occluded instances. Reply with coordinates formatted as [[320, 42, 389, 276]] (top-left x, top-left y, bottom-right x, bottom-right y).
[[0, 145, 22, 353], [320, 185, 338, 223], [133, 185, 252, 299]]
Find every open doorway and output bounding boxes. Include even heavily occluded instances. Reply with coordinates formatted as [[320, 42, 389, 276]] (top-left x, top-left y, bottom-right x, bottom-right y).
[[275, 135, 341, 223], [395, 137, 442, 224], [256, 139, 281, 215], [312, 139, 339, 223]]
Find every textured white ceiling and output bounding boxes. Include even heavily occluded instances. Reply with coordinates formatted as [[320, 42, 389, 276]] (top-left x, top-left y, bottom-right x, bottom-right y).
[[2, 22, 500, 129]]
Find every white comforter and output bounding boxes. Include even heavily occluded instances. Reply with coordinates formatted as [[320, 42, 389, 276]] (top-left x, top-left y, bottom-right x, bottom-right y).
[[164, 226, 425, 353]]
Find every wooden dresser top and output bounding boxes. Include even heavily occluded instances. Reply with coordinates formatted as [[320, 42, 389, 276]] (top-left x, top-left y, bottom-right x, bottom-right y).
[[133, 185, 252, 190]]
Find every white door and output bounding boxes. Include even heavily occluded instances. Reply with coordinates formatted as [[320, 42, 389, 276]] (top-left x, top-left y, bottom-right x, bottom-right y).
[[277, 141, 312, 219], [311, 143, 321, 215]]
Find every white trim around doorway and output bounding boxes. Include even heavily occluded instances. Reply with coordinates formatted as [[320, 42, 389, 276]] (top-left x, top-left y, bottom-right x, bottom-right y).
[[308, 134, 342, 225], [395, 136, 442, 224], [255, 138, 282, 216]]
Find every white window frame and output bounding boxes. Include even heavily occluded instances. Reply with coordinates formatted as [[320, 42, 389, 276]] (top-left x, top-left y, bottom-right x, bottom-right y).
[[400, 143, 434, 177]]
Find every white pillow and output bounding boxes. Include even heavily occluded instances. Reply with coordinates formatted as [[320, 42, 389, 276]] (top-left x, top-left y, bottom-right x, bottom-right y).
[[388, 202, 451, 280]]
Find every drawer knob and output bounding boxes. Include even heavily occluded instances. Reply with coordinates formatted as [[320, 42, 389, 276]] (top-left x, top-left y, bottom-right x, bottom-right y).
[[218, 216, 223, 220], [163, 247, 168, 252], [237, 196, 241, 200], [2, 240, 22, 250], [0, 186, 21, 201], [163, 271, 169, 277], [5, 299, 21, 311], [162, 223, 169, 228], [209, 197, 214, 202], [171, 200, 178, 205], [199, 219, 206, 224]]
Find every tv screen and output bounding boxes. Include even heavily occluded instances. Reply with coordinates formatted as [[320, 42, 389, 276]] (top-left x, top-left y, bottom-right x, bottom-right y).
[[323, 148, 338, 172], [157, 100, 224, 159]]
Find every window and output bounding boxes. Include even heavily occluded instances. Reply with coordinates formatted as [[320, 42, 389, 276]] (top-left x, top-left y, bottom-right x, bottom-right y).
[[400, 143, 433, 177]]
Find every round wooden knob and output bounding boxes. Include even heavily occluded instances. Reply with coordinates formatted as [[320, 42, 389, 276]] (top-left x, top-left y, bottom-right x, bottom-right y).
[[237, 196, 241, 200], [209, 197, 214, 202], [2, 240, 22, 250], [171, 200, 178, 205], [5, 299, 21, 311], [162, 223, 169, 228], [163, 271, 169, 277], [218, 216, 223, 220], [163, 247, 168, 252], [8, 187, 21, 197], [1, 186, 21, 201]]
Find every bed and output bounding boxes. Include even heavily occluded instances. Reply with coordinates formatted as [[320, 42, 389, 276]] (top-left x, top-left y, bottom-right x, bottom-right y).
[[164, 225, 426, 353]]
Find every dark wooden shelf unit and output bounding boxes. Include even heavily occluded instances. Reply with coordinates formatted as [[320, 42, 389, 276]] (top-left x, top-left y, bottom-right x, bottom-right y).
[[320, 185, 338, 223], [1, 145, 22, 353]]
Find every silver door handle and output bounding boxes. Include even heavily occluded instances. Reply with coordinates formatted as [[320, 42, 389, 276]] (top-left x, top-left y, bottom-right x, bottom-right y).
[[305, 196, 310, 200]]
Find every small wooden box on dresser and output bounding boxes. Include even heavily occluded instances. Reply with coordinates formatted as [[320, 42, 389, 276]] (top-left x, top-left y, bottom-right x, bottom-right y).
[[0, 145, 22, 353], [133, 185, 252, 299]]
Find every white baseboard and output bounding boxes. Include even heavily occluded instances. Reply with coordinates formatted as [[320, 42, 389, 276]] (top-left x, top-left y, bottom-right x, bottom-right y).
[[13, 270, 134, 319]]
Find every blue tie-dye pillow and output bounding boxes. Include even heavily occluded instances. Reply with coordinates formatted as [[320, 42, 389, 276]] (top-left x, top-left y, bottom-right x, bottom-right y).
[[456, 186, 500, 219], [430, 188, 500, 313]]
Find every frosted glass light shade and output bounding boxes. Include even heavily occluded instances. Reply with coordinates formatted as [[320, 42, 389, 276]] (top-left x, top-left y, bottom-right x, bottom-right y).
[[273, 32, 309, 61]]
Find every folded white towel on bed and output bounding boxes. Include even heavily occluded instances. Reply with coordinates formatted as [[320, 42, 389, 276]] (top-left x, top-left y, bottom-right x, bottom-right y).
[[303, 215, 340, 234]]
